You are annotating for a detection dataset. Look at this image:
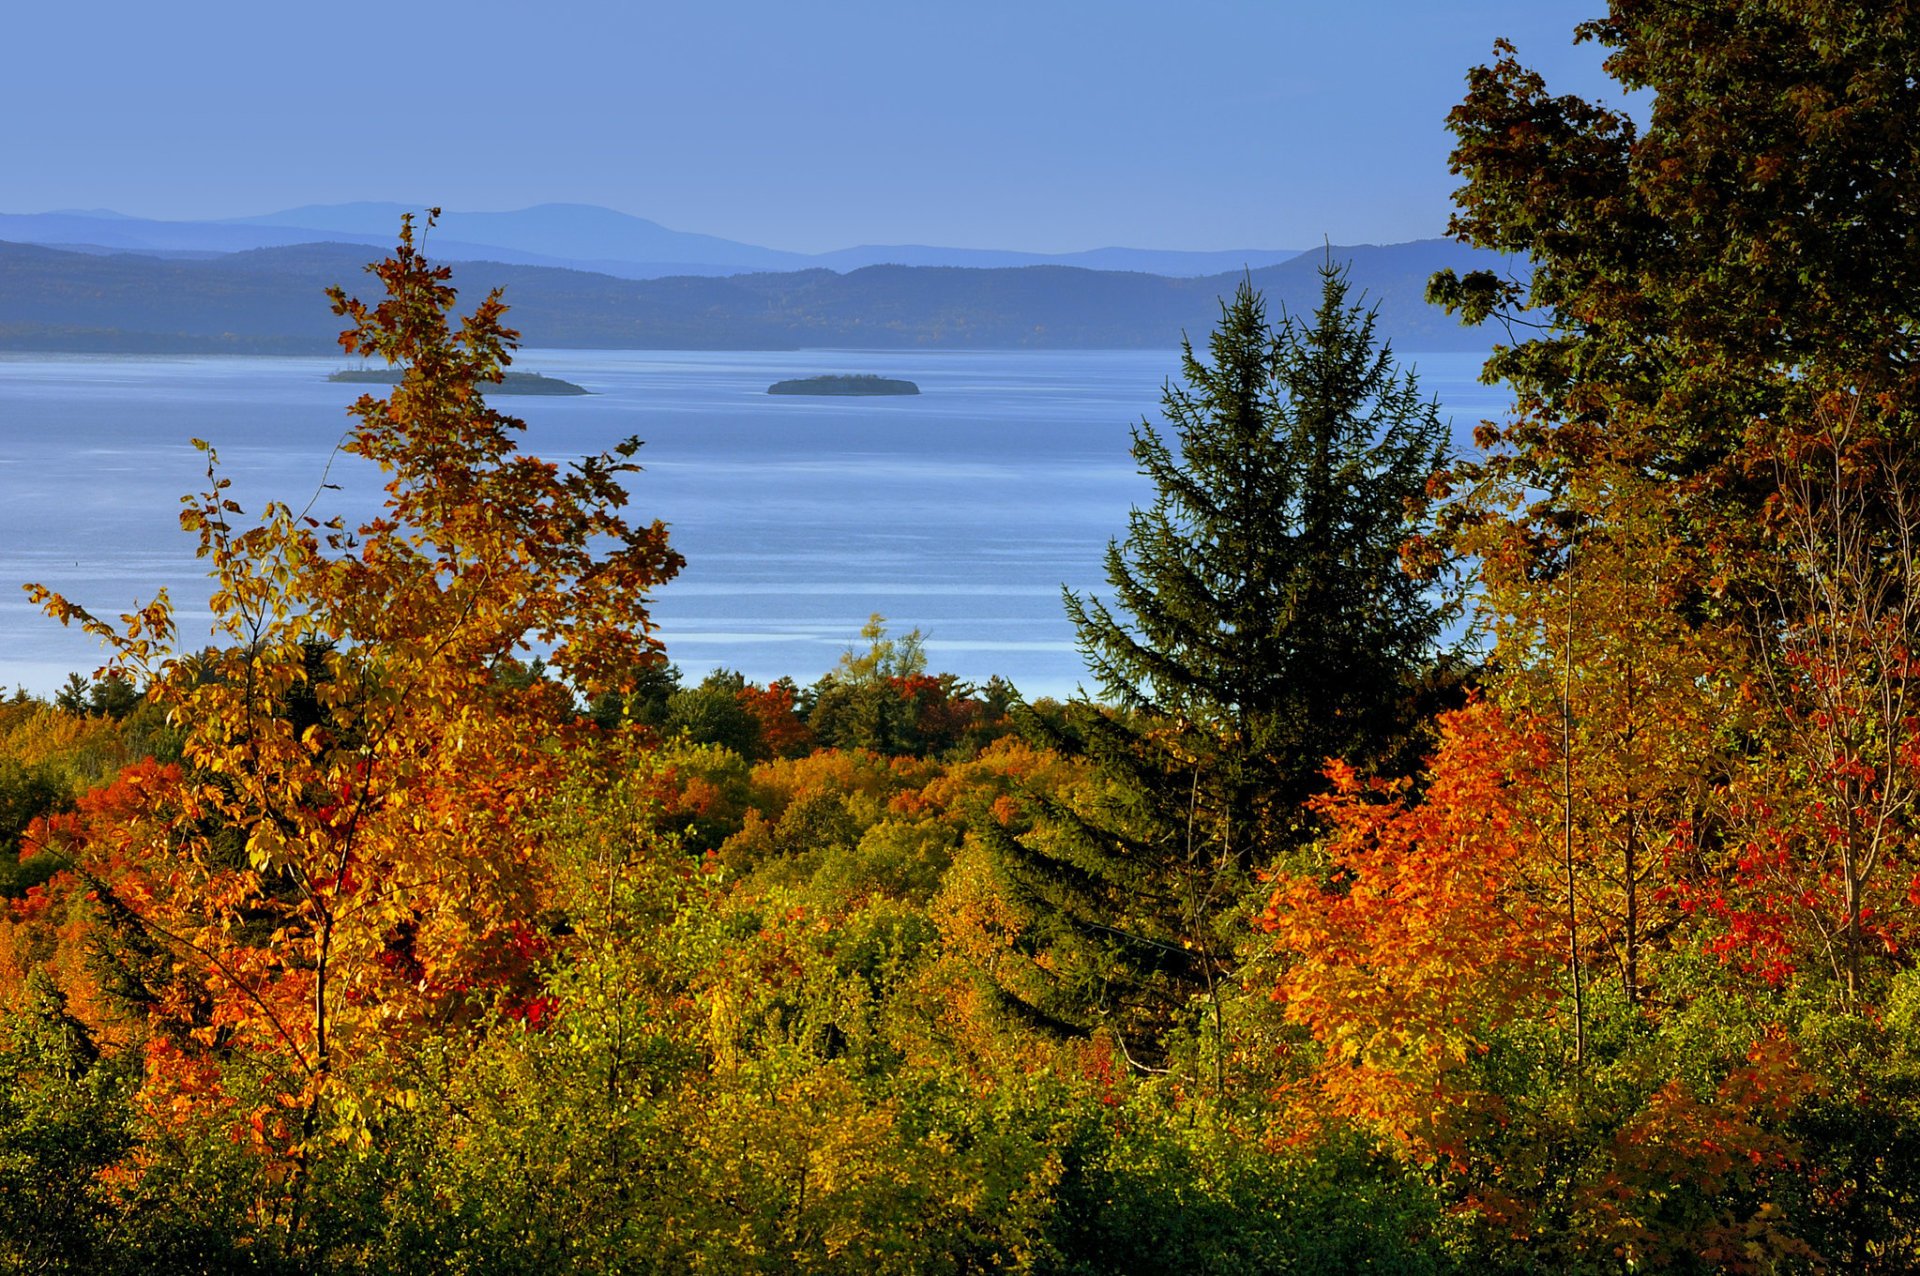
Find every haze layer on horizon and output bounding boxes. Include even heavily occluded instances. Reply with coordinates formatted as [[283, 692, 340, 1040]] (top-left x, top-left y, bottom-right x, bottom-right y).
[[7, 0, 1628, 255]]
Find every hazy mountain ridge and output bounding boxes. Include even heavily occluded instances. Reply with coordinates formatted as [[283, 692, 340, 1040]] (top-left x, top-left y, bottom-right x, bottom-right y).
[[0, 204, 1306, 280], [0, 237, 1517, 353], [226, 202, 803, 270]]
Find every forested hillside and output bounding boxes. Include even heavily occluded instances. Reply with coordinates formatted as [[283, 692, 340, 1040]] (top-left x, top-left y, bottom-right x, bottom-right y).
[[0, 236, 1508, 353], [5, 4, 1920, 1272]]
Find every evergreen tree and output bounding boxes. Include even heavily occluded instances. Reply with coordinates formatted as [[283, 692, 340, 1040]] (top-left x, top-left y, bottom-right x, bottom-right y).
[[987, 264, 1451, 1066], [1070, 263, 1449, 810]]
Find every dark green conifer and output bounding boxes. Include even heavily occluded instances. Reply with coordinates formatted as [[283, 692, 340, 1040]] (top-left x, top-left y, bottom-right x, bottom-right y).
[[1071, 264, 1449, 804], [986, 264, 1451, 1065]]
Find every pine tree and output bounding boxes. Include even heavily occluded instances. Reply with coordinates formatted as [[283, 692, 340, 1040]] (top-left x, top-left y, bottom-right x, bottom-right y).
[[986, 264, 1451, 1066], [1071, 263, 1448, 806]]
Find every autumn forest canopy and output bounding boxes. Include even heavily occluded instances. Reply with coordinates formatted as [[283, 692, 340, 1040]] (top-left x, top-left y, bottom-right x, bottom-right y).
[[9, 4, 1920, 1271]]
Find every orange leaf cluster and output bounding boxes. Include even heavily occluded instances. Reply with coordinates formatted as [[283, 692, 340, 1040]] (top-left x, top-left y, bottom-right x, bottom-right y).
[[1264, 700, 1560, 1162]]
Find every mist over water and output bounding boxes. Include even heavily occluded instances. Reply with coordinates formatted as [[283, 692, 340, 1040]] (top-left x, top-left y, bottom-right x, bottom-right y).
[[0, 348, 1508, 700]]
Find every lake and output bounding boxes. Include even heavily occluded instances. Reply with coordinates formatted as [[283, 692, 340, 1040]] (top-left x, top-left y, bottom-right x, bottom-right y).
[[0, 347, 1510, 700]]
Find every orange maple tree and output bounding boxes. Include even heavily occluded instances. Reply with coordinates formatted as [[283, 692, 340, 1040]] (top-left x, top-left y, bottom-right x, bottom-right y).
[[1262, 699, 1561, 1164], [25, 211, 683, 1242]]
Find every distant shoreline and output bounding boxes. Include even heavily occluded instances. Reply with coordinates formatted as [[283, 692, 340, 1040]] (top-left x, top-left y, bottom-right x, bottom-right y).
[[0, 236, 1518, 355]]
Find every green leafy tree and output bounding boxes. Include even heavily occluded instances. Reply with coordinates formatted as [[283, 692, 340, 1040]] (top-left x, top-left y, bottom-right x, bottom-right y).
[[0, 971, 133, 1272], [587, 659, 680, 731], [664, 668, 764, 758], [807, 614, 929, 755], [1428, 5, 1920, 566], [989, 266, 1450, 1069], [0, 757, 70, 898]]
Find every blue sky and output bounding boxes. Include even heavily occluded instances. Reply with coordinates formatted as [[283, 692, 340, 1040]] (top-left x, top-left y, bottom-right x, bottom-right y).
[[6, 1, 1626, 253]]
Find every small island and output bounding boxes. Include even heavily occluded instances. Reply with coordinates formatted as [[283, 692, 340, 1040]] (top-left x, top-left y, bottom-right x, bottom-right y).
[[328, 369, 591, 396], [767, 374, 920, 397]]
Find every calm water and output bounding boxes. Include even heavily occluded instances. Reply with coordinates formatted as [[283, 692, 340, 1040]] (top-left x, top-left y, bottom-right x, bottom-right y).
[[0, 348, 1508, 699]]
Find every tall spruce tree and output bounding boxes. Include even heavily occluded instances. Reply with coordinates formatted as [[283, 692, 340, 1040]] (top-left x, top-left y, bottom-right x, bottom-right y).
[[986, 264, 1450, 1066]]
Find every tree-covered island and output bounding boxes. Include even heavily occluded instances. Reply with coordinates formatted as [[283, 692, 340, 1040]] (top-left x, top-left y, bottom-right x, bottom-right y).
[[767, 373, 920, 396]]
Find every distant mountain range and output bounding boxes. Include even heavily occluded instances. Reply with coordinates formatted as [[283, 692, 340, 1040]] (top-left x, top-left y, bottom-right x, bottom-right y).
[[0, 236, 1518, 354], [2, 203, 1310, 280]]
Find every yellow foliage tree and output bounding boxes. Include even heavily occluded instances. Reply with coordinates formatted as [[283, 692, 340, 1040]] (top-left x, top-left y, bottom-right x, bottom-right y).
[[25, 211, 682, 1246]]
